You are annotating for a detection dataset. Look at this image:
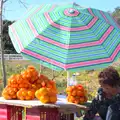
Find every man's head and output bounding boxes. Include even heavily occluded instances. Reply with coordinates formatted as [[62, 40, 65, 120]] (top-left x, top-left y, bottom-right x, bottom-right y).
[[98, 66, 120, 96]]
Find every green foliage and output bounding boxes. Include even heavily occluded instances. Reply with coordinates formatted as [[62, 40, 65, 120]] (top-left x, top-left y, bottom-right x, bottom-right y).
[[112, 7, 120, 25], [2, 20, 17, 54]]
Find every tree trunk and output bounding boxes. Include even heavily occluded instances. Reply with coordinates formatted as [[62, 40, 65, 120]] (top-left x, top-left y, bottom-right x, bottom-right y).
[[0, 0, 6, 88]]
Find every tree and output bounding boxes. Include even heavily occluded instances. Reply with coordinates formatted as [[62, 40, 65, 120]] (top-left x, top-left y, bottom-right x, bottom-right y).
[[0, 0, 7, 87], [3, 20, 17, 54], [112, 7, 120, 25], [0, 0, 28, 87]]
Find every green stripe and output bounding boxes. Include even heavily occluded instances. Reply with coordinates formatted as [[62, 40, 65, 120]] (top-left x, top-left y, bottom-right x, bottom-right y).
[[22, 53, 63, 71], [8, 29, 20, 53], [67, 52, 120, 72]]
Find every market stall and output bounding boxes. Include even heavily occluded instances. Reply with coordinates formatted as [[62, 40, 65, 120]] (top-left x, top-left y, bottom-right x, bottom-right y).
[[0, 95, 88, 120], [2, 2, 120, 120]]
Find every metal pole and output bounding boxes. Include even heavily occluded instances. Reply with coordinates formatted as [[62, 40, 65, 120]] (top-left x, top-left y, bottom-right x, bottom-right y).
[[0, 0, 6, 87]]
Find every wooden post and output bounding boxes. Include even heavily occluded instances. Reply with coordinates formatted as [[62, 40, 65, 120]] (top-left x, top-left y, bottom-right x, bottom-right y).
[[0, 0, 6, 87]]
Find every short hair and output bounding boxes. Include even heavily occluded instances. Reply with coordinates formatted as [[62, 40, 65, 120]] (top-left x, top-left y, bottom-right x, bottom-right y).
[[98, 66, 120, 87]]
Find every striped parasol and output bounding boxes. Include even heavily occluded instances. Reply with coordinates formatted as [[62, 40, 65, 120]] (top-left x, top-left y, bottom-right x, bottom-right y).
[[9, 3, 120, 72]]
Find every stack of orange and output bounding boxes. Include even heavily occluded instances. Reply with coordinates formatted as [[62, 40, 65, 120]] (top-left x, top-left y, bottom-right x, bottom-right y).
[[2, 65, 40, 100], [35, 78, 58, 104], [35, 87, 57, 104], [2, 86, 18, 100], [2, 65, 58, 103], [21, 65, 39, 84], [66, 84, 88, 104], [17, 88, 35, 100]]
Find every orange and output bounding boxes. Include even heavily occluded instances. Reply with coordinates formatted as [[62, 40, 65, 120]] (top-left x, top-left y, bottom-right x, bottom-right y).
[[79, 97, 85, 103], [36, 84, 42, 89], [27, 65, 35, 69], [70, 96, 75, 102], [28, 91, 34, 97], [46, 83, 53, 88], [71, 90, 77, 96], [21, 91, 27, 96], [4, 95, 12, 100], [36, 79, 42, 84], [50, 96, 57, 103], [48, 90, 56, 96], [41, 81, 46, 87], [66, 86, 72, 92], [74, 98, 80, 104], [25, 96, 32, 100], [19, 96, 25, 100], [39, 88, 48, 96], [40, 95, 50, 103], [35, 90, 41, 98], [12, 95, 17, 99], [77, 91, 84, 97], [77, 86, 84, 92]]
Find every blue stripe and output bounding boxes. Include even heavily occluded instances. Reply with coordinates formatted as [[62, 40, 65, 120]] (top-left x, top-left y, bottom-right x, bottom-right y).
[[32, 40, 105, 55], [29, 40, 118, 61], [43, 20, 108, 41]]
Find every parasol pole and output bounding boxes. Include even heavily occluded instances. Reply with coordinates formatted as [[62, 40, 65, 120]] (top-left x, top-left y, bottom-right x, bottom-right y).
[[39, 64, 42, 75], [67, 71, 70, 87], [52, 69, 54, 80]]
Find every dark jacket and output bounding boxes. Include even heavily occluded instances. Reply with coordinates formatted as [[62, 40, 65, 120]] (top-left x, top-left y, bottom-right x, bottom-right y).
[[83, 88, 120, 120]]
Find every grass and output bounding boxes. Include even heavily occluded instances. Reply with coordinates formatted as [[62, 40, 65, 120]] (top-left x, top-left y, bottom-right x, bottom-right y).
[[0, 60, 120, 100]]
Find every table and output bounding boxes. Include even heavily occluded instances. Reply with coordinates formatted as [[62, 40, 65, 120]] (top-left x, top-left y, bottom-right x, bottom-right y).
[[0, 95, 88, 120]]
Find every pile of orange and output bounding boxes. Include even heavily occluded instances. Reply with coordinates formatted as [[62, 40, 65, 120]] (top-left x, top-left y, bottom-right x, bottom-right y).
[[17, 88, 35, 100], [35, 87, 57, 104], [35, 74, 58, 103], [66, 84, 88, 104], [2, 65, 39, 100], [2, 65, 58, 103]]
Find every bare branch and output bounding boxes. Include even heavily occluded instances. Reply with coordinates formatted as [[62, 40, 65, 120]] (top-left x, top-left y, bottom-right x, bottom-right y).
[[18, 0, 28, 9], [3, 0, 8, 3]]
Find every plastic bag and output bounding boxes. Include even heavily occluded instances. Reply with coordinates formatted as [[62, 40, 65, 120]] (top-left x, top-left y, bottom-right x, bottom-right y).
[[68, 74, 77, 86]]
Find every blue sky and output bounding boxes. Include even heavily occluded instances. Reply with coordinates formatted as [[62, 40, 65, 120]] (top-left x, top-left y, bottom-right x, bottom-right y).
[[3, 0, 120, 20]]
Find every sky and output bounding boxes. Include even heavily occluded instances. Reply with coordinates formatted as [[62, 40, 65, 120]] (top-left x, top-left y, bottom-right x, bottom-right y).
[[3, 0, 120, 20]]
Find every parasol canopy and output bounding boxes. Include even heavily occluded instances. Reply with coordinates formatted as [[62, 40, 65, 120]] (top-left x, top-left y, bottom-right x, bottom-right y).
[[9, 3, 120, 72]]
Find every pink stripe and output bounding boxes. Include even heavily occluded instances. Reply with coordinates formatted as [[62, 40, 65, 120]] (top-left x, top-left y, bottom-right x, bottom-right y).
[[9, 24, 120, 69], [27, 18, 114, 49], [47, 5, 57, 12], [9, 26, 24, 50], [26, 5, 57, 36], [88, 8, 95, 16], [28, 5, 56, 19], [65, 44, 120, 69], [28, 5, 43, 18], [100, 11, 109, 23], [26, 19, 38, 36], [22, 49, 65, 69], [26, 19, 69, 49], [44, 12, 98, 31], [36, 35, 69, 49], [22, 44, 120, 69]]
